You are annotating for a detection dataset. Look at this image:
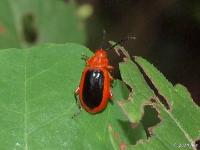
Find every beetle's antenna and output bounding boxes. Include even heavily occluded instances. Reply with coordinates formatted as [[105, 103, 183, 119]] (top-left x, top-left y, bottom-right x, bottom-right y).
[[100, 29, 107, 49], [107, 36, 136, 51]]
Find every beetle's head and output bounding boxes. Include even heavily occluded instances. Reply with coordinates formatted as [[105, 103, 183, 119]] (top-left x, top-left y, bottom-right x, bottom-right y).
[[87, 49, 109, 68], [94, 49, 107, 58]]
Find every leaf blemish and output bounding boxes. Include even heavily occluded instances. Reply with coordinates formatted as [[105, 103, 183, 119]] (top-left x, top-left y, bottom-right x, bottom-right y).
[[141, 105, 161, 138], [22, 13, 38, 44], [195, 139, 200, 150], [134, 60, 171, 110], [0, 25, 5, 33], [130, 122, 138, 128], [119, 142, 127, 150]]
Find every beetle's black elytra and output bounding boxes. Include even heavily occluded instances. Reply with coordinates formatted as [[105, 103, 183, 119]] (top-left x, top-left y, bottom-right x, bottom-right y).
[[82, 69, 104, 109]]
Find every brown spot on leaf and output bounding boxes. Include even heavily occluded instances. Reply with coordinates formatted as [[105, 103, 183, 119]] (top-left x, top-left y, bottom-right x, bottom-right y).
[[120, 142, 127, 150], [130, 122, 138, 128], [0, 26, 5, 33]]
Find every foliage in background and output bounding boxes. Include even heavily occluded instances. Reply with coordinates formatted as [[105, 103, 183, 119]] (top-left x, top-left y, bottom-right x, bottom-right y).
[[0, 0, 92, 49], [110, 56, 200, 150]]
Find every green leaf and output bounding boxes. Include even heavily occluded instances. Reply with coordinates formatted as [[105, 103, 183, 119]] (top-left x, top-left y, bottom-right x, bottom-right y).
[[118, 59, 155, 123], [0, 43, 138, 149], [111, 80, 148, 145], [108, 60, 157, 149], [141, 105, 161, 137], [110, 56, 200, 150], [0, 0, 86, 49], [135, 56, 200, 139], [120, 57, 200, 149]]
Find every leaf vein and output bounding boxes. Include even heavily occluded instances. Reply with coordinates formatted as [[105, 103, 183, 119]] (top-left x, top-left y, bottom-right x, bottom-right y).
[[27, 103, 74, 135], [24, 50, 28, 150], [27, 58, 67, 82]]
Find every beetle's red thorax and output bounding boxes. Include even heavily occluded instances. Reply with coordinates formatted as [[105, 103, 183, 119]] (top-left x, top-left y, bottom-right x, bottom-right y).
[[87, 49, 109, 68]]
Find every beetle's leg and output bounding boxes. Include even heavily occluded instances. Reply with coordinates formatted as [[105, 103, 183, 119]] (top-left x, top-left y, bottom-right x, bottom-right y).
[[109, 89, 114, 105], [109, 89, 113, 99], [81, 53, 89, 62], [72, 108, 82, 119], [108, 70, 114, 104], [72, 88, 82, 119], [110, 74, 114, 81], [107, 65, 114, 70], [108, 72, 114, 81], [74, 88, 82, 110], [108, 66, 114, 83]]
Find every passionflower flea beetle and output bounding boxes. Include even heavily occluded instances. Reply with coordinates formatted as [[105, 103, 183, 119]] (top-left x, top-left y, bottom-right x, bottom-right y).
[[74, 36, 136, 115], [74, 49, 113, 114]]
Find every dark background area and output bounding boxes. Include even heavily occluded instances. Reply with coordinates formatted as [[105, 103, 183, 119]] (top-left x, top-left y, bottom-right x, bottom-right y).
[[77, 0, 200, 105]]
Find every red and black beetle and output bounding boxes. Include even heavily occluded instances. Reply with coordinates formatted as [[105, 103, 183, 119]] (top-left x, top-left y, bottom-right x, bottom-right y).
[[74, 49, 113, 113], [74, 36, 135, 114]]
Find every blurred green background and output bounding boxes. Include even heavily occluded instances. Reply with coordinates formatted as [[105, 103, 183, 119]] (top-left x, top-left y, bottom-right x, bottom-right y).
[[0, 0, 199, 105]]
